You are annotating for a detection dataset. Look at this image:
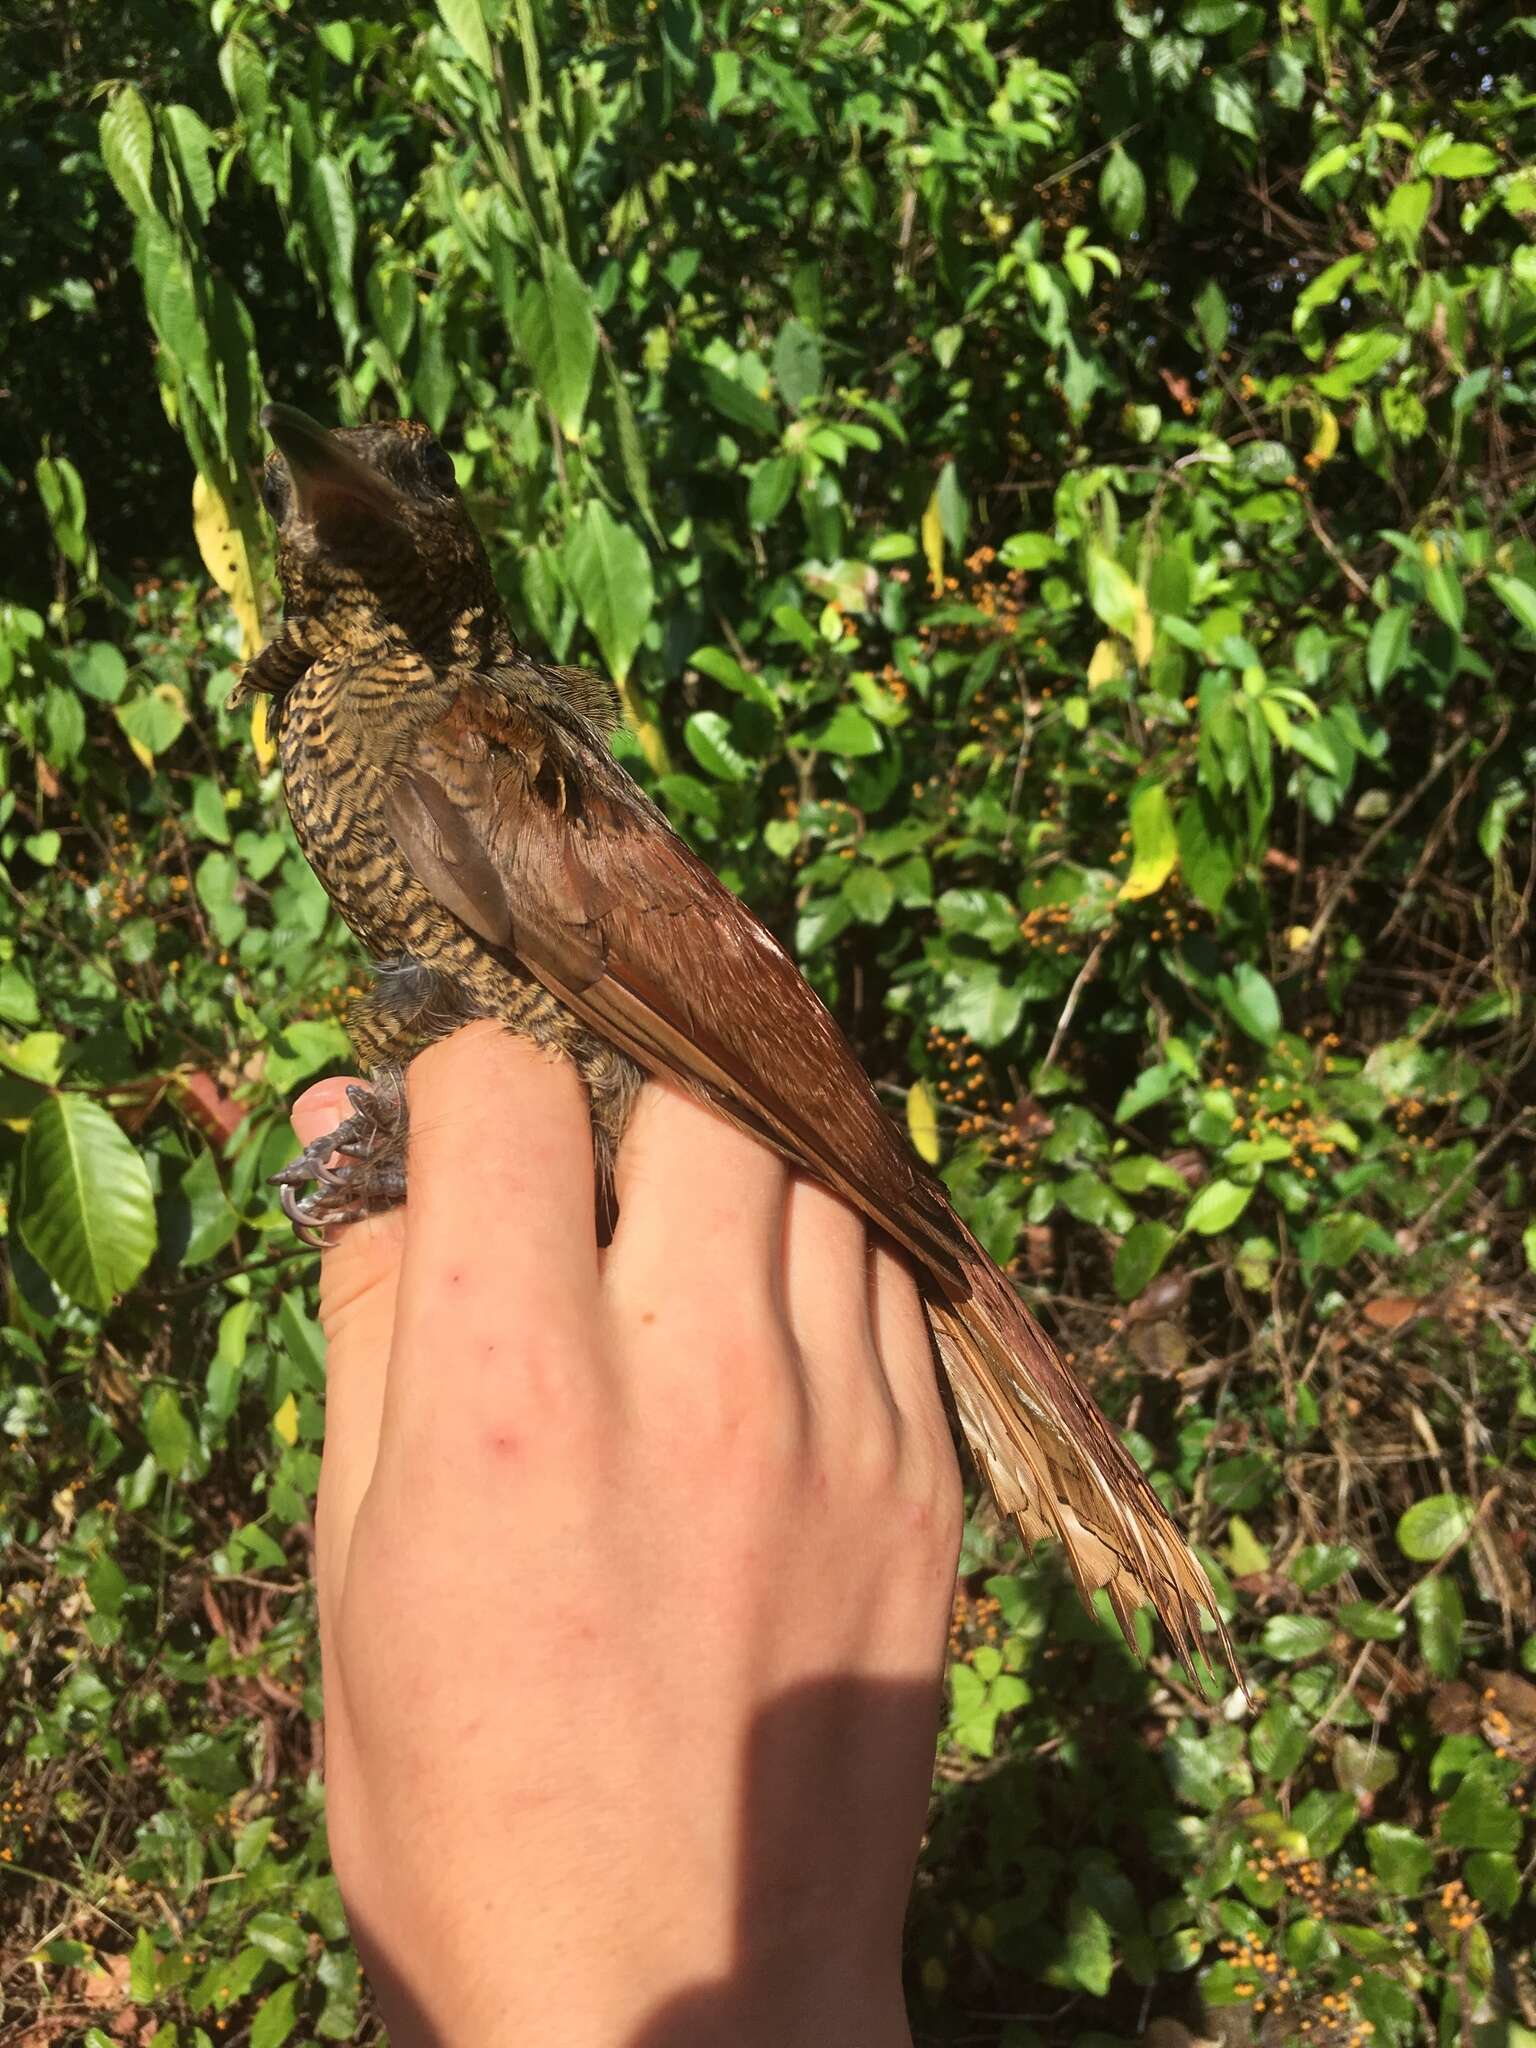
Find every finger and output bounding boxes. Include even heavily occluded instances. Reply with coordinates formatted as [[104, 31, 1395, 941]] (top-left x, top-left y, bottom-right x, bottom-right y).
[[782, 1175, 896, 1433], [290, 1079, 405, 1642], [388, 1022, 601, 1432], [869, 1241, 948, 1449], [603, 1084, 791, 1387]]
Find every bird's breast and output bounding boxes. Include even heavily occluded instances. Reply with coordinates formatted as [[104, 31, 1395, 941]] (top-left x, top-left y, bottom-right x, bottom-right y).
[[279, 667, 408, 959]]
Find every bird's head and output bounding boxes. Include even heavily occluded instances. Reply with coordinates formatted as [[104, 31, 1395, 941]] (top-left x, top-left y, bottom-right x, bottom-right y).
[[258, 405, 507, 665]]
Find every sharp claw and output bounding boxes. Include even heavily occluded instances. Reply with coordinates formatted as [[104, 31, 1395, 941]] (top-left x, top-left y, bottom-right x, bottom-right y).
[[279, 1182, 333, 1248], [271, 1074, 407, 1245]]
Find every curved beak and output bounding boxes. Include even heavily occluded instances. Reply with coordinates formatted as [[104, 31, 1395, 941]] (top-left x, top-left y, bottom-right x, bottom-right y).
[[261, 403, 406, 529]]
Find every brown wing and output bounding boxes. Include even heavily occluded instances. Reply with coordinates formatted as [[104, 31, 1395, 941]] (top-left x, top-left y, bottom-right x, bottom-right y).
[[385, 677, 1228, 1663], [383, 679, 970, 1294]]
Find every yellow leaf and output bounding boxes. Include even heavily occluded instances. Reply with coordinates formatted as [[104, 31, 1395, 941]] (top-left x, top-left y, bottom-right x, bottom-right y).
[[127, 735, 155, 773], [906, 1079, 942, 1166], [1309, 406, 1339, 464], [1131, 588, 1155, 668], [1421, 538, 1441, 569], [249, 695, 276, 772], [921, 484, 944, 596], [192, 473, 262, 659], [272, 1393, 299, 1447], [1087, 637, 1122, 687], [1118, 782, 1178, 901], [615, 680, 669, 775]]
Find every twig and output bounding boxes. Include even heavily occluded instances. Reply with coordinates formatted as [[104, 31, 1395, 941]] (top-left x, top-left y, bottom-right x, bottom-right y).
[[1041, 934, 1109, 1075], [1295, 729, 1472, 960]]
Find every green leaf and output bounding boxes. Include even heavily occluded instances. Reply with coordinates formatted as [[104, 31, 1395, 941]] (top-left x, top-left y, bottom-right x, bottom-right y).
[[0, 1031, 65, 1084], [1260, 1613, 1335, 1662], [0, 966, 40, 1027], [1116, 1063, 1178, 1121], [565, 502, 653, 684], [1301, 139, 1358, 194], [1099, 146, 1146, 234], [434, 0, 494, 74], [307, 155, 358, 350], [246, 1910, 308, 1970], [684, 710, 752, 783], [1338, 1600, 1405, 1642], [1192, 278, 1230, 356], [772, 318, 823, 410], [1489, 572, 1536, 638], [690, 645, 777, 712], [1464, 1851, 1520, 1916], [935, 964, 1024, 1049], [1366, 1821, 1432, 1893], [1087, 547, 1139, 636], [700, 362, 777, 438], [99, 86, 158, 221], [1207, 73, 1258, 140], [1251, 1699, 1310, 1779], [16, 1095, 157, 1311], [1184, 1177, 1253, 1236], [1176, 794, 1236, 912], [805, 706, 882, 757], [1412, 1575, 1464, 1679], [1396, 1493, 1476, 1562], [266, 1018, 351, 1094], [1217, 963, 1280, 1046], [1308, 1210, 1375, 1269], [935, 459, 967, 552], [68, 642, 129, 703], [368, 262, 416, 360], [843, 864, 895, 924], [1367, 605, 1413, 691], [1418, 138, 1498, 179], [1120, 782, 1178, 900], [1440, 1768, 1521, 1852], [748, 454, 798, 528], [176, 1145, 239, 1267], [164, 102, 217, 221], [115, 686, 188, 761], [1423, 550, 1464, 631], [129, 1928, 158, 2002], [144, 1386, 194, 1478], [519, 250, 599, 439], [249, 1978, 300, 2048], [1113, 1221, 1175, 1302], [1042, 1895, 1114, 1996]]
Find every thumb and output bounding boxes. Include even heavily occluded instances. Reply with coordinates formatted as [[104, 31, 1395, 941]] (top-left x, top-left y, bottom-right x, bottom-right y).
[[290, 1077, 406, 1624], [289, 1076, 407, 1352]]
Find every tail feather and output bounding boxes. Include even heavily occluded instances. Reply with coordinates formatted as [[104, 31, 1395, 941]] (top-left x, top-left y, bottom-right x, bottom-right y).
[[930, 1224, 1229, 1675]]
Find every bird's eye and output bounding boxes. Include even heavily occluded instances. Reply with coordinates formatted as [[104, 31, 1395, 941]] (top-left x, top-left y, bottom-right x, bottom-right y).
[[420, 441, 458, 494], [260, 468, 288, 521]]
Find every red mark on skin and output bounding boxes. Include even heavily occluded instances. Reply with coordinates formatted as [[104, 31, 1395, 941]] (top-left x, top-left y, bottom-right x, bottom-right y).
[[640, 1310, 656, 1326], [485, 1430, 522, 1461]]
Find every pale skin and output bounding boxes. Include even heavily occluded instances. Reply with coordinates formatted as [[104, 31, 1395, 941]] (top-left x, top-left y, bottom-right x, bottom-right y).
[[293, 1019, 964, 2047]]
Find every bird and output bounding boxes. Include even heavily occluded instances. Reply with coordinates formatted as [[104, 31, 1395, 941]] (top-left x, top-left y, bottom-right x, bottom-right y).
[[240, 400, 1224, 1669]]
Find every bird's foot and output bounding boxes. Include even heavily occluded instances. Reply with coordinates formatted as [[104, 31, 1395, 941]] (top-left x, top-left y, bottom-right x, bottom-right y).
[[270, 1073, 408, 1247]]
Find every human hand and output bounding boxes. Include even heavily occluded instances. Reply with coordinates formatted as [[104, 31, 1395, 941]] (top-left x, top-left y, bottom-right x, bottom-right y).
[[291, 1021, 963, 2048]]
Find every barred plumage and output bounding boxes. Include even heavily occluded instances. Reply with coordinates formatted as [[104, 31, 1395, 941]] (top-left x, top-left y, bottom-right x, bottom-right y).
[[246, 402, 1228, 1672]]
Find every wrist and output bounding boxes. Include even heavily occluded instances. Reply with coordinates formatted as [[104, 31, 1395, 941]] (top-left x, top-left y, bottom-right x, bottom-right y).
[[366, 1930, 911, 2048]]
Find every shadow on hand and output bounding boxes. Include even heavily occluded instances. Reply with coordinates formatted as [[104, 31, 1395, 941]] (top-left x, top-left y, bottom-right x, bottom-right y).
[[348, 1674, 940, 2047]]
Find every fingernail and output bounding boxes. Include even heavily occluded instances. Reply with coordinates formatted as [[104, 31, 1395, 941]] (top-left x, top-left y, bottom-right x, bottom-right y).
[[291, 1076, 362, 1146]]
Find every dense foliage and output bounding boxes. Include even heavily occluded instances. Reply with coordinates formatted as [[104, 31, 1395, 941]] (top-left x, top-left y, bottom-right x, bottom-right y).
[[3, 1, 1535, 2042]]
